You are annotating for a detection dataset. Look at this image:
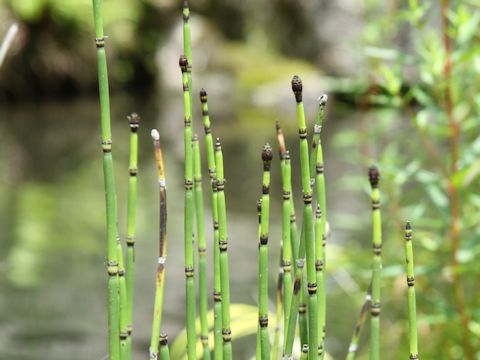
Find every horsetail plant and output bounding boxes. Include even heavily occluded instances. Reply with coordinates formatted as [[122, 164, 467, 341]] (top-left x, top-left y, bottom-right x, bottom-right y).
[[200, 88, 223, 360], [258, 144, 273, 360], [346, 283, 372, 360], [368, 166, 382, 360], [404, 222, 419, 360], [292, 75, 318, 359], [215, 137, 233, 360], [183, 0, 193, 108], [125, 113, 139, 357], [255, 199, 262, 360], [179, 55, 197, 360], [284, 259, 305, 358], [313, 95, 328, 357], [91, 1, 120, 358], [272, 255, 284, 360], [193, 134, 211, 360], [117, 239, 129, 359], [149, 129, 168, 359]]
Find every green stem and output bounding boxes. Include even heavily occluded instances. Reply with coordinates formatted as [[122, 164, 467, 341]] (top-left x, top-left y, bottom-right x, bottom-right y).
[[272, 256, 283, 360], [183, 1, 193, 111], [258, 144, 273, 360], [292, 75, 318, 359], [193, 134, 211, 360], [118, 239, 128, 359], [300, 345, 309, 360], [91, 1, 120, 358], [149, 130, 168, 359], [159, 334, 171, 360], [200, 89, 223, 360], [404, 222, 419, 360], [368, 166, 382, 360], [215, 138, 232, 360], [256, 199, 262, 360], [180, 56, 197, 360], [125, 113, 139, 358]]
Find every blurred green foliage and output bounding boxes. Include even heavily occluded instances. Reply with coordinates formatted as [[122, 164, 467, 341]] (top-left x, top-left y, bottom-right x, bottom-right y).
[[335, 0, 480, 358]]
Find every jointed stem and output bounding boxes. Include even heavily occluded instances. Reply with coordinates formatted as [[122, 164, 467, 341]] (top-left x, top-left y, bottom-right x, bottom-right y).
[[180, 56, 197, 360], [215, 138, 233, 360], [368, 166, 382, 360], [193, 134, 211, 360], [346, 282, 372, 360], [125, 113, 139, 358], [200, 89, 223, 360], [91, 1, 120, 358], [159, 334, 171, 360], [404, 222, 419, 360], [149, 129, 168, 359]]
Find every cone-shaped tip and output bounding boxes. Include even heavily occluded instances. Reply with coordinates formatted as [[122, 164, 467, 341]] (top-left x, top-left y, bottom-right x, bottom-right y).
[[262, 143, 273, 162], [405, 221, 411, 230], [275, 120, 281, 131], [151, 129, 160, 141], [200, 88, 208, 102], [291, 75, 303, 102], [368, 165, 380, 187], [179, 55, 188, 71], [128, 112, 140, 127], [318, 94, 328, 106], [215, 137, 221, 150], [192, 133, 198, 142]]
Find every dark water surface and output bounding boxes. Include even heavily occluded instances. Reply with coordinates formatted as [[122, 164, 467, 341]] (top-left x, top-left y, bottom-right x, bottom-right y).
[[0, 91, 384, 359]]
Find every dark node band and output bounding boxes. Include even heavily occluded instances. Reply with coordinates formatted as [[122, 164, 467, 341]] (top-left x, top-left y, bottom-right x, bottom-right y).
[[202, 109, 209, 117], [405, 230, 413, 241], [102, 139, 112, 152], [283, 191, 291, 200], [303, 193, 313, 204], [95, 37, 106, 48], [262, 185, 270, 194], [371, 199, 381, 210], [290, 214, 296, 222], [215, 138, 222, 150], [183, 13, 190, 21], [213, 221, 219, 230], [315, 206, 322, 218], [298, 304, 307, 314], [184, 179, 193, 190], [107, 265, 118, 276], [200, 335, 209, 343], [118, 269, 125, 276], [179, 55, 188, 72], [316, 164, 324, 174], [198, 247, 207, 254], [126, 236, 135, 246], [409, 354, 419, 359], [119, 332, 128, 340], [302, 345, 309, 353], [373, 243, 382, 255], [128, 112, 140, 129], [213, 291, 222, 302], [315, 260, 323, 271], [263, 163, 271, 171], [307, 282, 317, 294], [216, 181, 225, 191], [259, 316, 269, 328], [407, 276, 415, 287], [222, 329, 232, 342], [159, 333, 168, 346], [184, 266, 194, 278], [127, 326, 132, 335], [317, 345, 324, 356], [219, 240, 228, 251], [184, 117, 191, 126], [129, 168, 138, 176], [371, 302, 381, 317], [259, 234, 268, 245], [299, 128, 307, 139], [200, 88, 208, 102], [282, 260, 292, 272]]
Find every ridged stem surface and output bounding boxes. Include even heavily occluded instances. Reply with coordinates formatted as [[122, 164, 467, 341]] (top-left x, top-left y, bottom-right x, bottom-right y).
[[404, 223, 419, 360], [346, 283, 372, 360]]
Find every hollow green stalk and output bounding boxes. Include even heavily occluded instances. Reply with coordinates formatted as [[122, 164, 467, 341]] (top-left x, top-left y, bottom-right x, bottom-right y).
[[200, 89, 223, 360], [193, 134, 211, 360], [312, 98, 328, 357], [91, 1, 120, 358], [149, 129, 168, 359], [368, 166, 382, 360], [256, 199, 262, 360], [118, 238, 128, 359], [292, 75, 318, 359], [215, 138, 232, 360], [159, 334, 171, 360], [183, 1, 193, 109], [180, 56, 197, 360], [404, 222, 419, 360], [283, 259, 305, 358], [125, 113, 139, 357], [272, 256, 283, 360], [276, 123, 293, 337], [346, 283, 372, 360], [258, 144, 273, 360]]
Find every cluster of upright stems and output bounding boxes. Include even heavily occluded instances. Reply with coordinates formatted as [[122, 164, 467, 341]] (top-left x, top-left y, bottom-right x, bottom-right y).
[[91, 0, 420, 359]]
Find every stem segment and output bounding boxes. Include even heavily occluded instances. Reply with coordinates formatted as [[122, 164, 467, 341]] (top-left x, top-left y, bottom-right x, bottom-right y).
[[404, 222, 419, 360]]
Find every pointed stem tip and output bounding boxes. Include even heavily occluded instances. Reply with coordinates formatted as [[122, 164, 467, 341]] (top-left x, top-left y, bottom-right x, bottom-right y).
[[262, 143, 273, 163], [179, 55, 188, 72], [405, 221, 412, 230], [151, 129, 160, 141], [128, 113, 140, 129], [318, 94, 328, 106], [368, 165, 380, 188], [215, 137, 221, 150]]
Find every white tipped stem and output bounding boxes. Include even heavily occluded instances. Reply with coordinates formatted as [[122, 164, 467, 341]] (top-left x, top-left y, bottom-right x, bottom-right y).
[[151, 129, 160, 141]]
